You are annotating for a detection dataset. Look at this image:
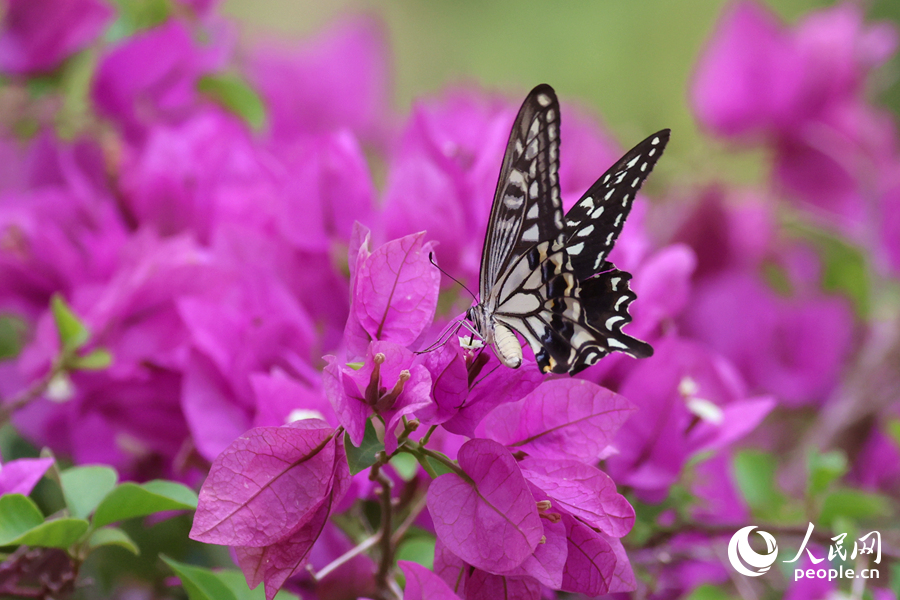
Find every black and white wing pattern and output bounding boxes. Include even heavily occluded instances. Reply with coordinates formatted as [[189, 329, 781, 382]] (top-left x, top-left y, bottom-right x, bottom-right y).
[[562, 130, 670, 279], [478, 83, 565, 303], [555, 130, 671, 369], [467, 83, 669, 375]]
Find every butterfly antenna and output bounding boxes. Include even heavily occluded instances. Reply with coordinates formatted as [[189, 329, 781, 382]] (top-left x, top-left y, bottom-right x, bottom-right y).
[[429, 252, 478, 302], [415, 319, 465, 355]]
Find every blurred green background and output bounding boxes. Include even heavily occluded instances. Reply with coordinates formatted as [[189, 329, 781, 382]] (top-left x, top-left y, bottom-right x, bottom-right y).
[[221, 0, 900, 186]]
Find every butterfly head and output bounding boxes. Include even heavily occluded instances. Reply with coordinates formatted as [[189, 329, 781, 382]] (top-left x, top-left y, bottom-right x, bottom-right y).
[[464, 304, 487, 339]]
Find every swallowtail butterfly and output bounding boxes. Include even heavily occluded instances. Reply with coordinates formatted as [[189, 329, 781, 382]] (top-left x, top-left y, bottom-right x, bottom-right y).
[[465, 84, 669, 375]]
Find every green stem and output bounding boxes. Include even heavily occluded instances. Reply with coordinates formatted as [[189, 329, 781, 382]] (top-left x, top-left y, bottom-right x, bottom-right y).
[[420, 424, 438, 446], [0, 358, 66, 427]]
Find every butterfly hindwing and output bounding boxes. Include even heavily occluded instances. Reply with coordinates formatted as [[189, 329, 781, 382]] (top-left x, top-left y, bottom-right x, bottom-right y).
[[578, 264, 653, 359], [492, 242, 585, 374], [480, 84, 565, 300], [490, 242, 630, 374], [563, 129, 670, 280]]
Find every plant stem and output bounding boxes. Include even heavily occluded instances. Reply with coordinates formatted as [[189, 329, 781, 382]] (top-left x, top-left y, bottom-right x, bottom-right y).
[[390, 491, 429, 546], [0, 360, 64, 427], [313, 533, 380, 582], [420, 424, 438, 446], [418, 446, 466, 477], [371, 456, 398, 600]]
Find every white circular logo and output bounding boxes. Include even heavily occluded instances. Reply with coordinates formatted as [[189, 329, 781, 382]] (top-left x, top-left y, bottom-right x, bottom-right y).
[[728, 526, 778, 577]]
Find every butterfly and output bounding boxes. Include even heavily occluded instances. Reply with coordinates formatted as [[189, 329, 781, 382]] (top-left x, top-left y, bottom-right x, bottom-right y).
[[465, 84, 669, 375]]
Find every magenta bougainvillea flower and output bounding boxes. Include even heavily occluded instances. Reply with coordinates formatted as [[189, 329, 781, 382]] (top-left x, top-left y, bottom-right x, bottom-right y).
[[0, 454, 53, 496], [693, 0, 899, 231], [675, 192, 856, 406], [0, 0, 113, 74], [245, 17, 390, 145], [606, 336, 775, 498], [324, 341, 432, 453], [93, 20, 226, 140], [427, 439, 543, 573], [191, 419, 349, 599], [401, 559, 464, 600], [476, 378, 634, 463]]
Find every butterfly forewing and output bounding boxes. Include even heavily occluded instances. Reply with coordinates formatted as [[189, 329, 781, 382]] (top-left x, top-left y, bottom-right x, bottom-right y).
[[563, 129, 670, 280], [479, 84, 565, 301]]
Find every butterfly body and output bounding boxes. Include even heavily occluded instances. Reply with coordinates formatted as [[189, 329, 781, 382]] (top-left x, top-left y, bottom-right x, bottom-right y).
[[467, 84, 669, 375]]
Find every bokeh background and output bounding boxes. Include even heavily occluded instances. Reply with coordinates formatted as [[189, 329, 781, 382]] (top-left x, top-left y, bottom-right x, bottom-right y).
[[221, 0, 900, 186]]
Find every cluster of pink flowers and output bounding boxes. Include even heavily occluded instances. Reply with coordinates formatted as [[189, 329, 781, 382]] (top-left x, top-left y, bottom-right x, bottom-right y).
[[0, 1, 898, 599]]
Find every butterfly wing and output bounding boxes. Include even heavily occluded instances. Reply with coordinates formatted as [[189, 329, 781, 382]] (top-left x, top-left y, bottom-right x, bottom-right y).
[[490, 241, 636, 374], [562, 129, 670, 279], [479, 84, 565, 301], [477, 87, 669, 374], [547, 130, 671, 367]]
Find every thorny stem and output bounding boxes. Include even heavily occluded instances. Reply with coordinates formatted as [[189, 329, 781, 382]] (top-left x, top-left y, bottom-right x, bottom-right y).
[[370, 454, 400, 600], [325, 440, 430, 598]]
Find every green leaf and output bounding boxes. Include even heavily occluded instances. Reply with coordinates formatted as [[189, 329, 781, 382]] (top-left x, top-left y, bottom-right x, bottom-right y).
[[60, 465, 118, 519], [51, 294, 89, 351], [198, 74, 267, 131], [807, 450, 847, 498], [685, 584, 733, 600], [733, 450, 784, 516], [0, 314, 27, 360], [56, 48, 98, 141], [69, 348, 113, 371], [761, 261, 793, 296], [396, 535, 436, 569], [0, 496, 89, 548], [6, 518, 90, 549], [105, 0, 171, 40], [390, 452, 420, 481], [216, 570, 300, 600], [0, 494, 45, 541], [424, 452, 456, 478], [890, 563, 900, 600], [161, 556, 238, 600], [88, 527, 139, 555], [344, 420, 384, 475], [346, 362, 364, 371], [784, 221, 869, 317], [93, 480, 198, 528], [818, 489, 890, 526], [818, 235, 869, 317], [626, 497, 670, 546], [886, 419, 900, 447], [26, 75, 60, 98]]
